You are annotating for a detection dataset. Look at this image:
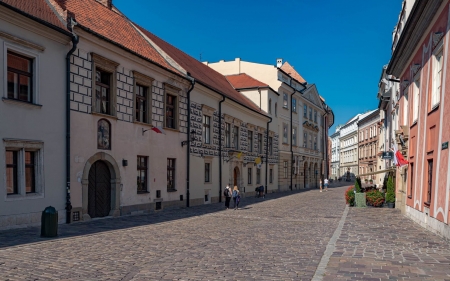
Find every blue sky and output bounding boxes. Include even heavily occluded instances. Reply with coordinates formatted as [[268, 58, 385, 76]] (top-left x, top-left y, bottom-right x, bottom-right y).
[[115, 0, 402, 133]]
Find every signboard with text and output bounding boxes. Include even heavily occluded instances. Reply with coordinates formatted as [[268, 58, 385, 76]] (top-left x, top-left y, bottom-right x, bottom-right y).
[[382, 151, 394, 159]]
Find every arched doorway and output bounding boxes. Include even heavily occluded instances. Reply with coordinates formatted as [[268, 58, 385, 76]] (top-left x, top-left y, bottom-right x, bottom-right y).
[[303, 161, 308, 188], [233, 167, 240, 187], [88, 161, 111, 218]]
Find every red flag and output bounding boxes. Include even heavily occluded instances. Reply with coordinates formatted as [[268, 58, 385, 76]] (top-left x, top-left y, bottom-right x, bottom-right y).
[[151, 126, 166, 135], [392, 143, 408, 167]]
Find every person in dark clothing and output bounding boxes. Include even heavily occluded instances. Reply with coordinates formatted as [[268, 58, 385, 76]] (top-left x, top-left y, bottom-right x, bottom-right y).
[[223, 185, 232, 209]]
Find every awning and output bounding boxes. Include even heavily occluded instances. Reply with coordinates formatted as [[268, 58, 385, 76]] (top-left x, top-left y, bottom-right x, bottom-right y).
[[356, 167, 396, 177]]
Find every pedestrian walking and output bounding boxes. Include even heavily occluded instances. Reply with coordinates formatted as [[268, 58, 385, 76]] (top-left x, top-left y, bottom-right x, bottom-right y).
[[324, 178, 329, 191], [232, 186, 240, 210], [223, 185, 231, 209], [319, 178, 323, 192], [259, 185, 265, 198]]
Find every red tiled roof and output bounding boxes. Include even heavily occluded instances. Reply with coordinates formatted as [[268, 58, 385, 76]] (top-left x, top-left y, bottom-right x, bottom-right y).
[[280, 61, 306, 83], [135, 24, 266, 114], [1, 0, 68, 31], [52, 0, 177, 73], [226, 73, 268, 89]]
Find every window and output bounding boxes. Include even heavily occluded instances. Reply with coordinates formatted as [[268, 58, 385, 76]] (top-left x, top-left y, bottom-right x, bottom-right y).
[[165, 94, 177, 129], [304, 105, 307, 118], [135, 85, 149, 123], [303, 132, 307, 147], [203, 115, 211, 144], [283, 93, 288, 108], [205, 163, 210, 183], [269, 137, 273, 155], [225, 123, 231, 147], [256, 168, 261, 184], [314, 136, 317, 150], [233, 126, 239, 149], [248, 130, 253, 152], [258, 133, 262, 154], [7, 51, 33, 103], [413, 79, 420, 122], [309, 108, 312, 120], [248, 168, 252, 184], [292, 127, 297, 146], [314, 110, 317, 123], [5, 141, 44, 198], [283, 123, 288, 144], [292, 98, 297, 112], [268, 99, 272, 114], [426, 159, 433, 204], [167, 158, 176, 191], [92, 54, 118, 116], [365, 129, 368, 140], [283, 161, 288, 178], [269, 168, 273, 183], [431, 50, 443, 107], [275, 103, 277, 116], [309, 134, 312, 149], [6, 150, 18, 194], [137, 156, 148, 193]]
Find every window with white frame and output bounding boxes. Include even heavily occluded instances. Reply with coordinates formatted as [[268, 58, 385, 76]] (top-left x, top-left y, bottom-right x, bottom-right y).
[[203, 115, 211, 144], [5, 140, 44, 198], [413, 79, 420, 122], [92, 53, 119, 116], [7, 51, 34, 103], [133, 71, 153, 124], [431, 49, 443, 108]]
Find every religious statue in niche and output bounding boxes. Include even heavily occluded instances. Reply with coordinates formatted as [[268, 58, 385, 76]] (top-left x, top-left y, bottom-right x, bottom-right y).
[[97, 119, 111, 150]]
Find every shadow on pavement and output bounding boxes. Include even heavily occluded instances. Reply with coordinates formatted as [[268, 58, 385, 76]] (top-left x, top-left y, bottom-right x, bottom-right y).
[[0, 186, 337, 249]]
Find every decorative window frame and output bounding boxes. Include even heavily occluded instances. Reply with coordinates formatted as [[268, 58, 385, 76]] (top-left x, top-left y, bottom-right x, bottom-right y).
[[164, 83, 182, 130], [132, 71, 154, 125], [431, 39, 444, 110], [413, 75, 420, 123], [201, 105, 215, 144], [3, 41, 41, 106], [91, 53, 119, 117], [3, 139, 45, 201], [247, 129, 253, 152]]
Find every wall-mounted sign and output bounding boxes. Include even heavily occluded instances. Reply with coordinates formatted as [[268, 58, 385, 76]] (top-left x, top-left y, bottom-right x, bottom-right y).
[[382, 151, 393, 159], [443, 141, 449, 150]]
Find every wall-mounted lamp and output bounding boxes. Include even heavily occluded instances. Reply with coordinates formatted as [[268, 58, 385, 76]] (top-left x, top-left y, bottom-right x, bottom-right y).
[[181, 129, 197, 147], [122, 159, 128, 167]]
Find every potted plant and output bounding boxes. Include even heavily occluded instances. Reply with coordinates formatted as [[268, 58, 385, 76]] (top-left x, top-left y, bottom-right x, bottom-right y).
[[369, 178, 373, 184], [385, 176, 395, 208], [345, 186, 355, 206], [364, 178, 369, 183], [366, 190, 384, 207], [354, 177, 366, 208]]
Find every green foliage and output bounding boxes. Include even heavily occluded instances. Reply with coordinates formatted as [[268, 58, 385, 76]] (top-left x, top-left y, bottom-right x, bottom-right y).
[[355, 177, 362, 193], [366, 190, 385, 207], [345, 186, 355, 206], [385, 176, 395, 203]]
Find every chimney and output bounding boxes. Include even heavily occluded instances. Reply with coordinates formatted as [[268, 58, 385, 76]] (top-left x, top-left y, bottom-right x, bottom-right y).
[[96, 0, 112, 8], [276, 58, 283, 68]]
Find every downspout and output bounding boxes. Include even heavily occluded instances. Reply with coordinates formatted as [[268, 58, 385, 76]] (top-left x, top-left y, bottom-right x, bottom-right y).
[[66, 19, 79, 224], [290, 88, 295, 191], [218, 95, 226, 202], [257, 87, 261, 110], [186, 75, 195, 208], [265, 116, 272, 195]]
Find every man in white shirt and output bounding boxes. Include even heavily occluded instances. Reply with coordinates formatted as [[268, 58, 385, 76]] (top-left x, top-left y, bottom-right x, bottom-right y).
[[324, 178, 329, 191]]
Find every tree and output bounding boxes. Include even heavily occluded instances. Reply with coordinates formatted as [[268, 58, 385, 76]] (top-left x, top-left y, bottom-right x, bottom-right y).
[[355, 177, 362, 193], [385, 176, 395, 203]]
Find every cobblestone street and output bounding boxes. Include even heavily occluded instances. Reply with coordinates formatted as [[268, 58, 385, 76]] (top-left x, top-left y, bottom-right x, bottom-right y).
[[1, 185, 450, 281]]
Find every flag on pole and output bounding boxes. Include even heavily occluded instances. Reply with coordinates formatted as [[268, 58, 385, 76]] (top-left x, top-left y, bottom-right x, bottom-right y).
[[392, 143, 408, 167], [237, 152, 242, 159], [151, 126, 166, 135]]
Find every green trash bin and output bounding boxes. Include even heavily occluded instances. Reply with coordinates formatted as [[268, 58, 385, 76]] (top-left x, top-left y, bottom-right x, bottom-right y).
[[41, 206, 58, 237]]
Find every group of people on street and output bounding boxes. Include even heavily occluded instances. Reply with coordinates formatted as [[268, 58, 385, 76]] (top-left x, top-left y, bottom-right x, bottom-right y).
[[319, 178, 329, 192], [223, 185, 240, 210]]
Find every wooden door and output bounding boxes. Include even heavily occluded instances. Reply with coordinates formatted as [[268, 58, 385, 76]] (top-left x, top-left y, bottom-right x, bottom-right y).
[[88, 161, 111, 218]]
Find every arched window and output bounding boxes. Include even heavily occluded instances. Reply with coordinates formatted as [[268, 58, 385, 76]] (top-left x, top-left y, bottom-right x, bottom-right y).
[[97, 119, 111, 150]]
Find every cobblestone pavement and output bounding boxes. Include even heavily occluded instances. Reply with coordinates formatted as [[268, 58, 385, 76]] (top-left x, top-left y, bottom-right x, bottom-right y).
[[1, 185, 450, 281]]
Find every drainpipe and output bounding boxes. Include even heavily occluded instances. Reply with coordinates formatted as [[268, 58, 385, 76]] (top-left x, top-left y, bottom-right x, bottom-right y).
[[257, 87, 261, 110], [218, 95, 226, 202], [186, 75, 195, 207], [265, 116, 272, 194], [290, 88, 295, 191], [66, 18, 79, 224]]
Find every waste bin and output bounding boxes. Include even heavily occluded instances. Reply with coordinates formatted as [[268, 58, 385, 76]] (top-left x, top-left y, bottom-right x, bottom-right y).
[[41, 206, 58, 237]]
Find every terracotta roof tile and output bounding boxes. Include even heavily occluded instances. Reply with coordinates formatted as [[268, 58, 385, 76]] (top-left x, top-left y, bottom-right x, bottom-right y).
[[280, 61, 306, 83], [226, 73, 268, 89], [53, 0, 177, 73], [135, 24, 266, 114], [1, 0, 68, 31]]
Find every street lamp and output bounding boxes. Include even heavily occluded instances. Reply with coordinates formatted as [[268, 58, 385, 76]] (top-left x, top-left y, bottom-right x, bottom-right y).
[[181, 129, 197, 147]]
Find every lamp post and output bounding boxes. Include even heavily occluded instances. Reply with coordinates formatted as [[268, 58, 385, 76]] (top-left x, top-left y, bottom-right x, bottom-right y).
[[181, 129, 197, 147]]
